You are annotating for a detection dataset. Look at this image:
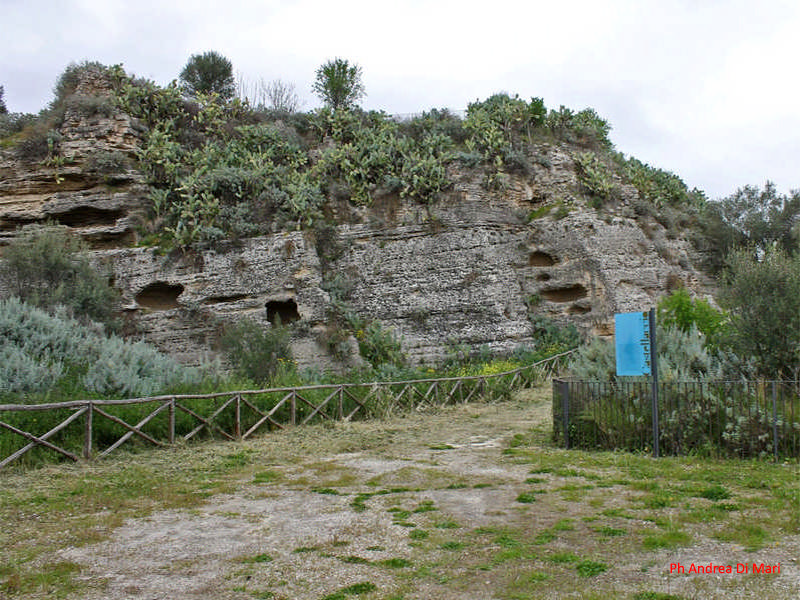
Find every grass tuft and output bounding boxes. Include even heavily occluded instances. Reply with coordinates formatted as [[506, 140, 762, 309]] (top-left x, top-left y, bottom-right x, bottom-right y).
[[576, 560, 608, 577], [698, 484, 731, 501], [516, 491, 538, 504]]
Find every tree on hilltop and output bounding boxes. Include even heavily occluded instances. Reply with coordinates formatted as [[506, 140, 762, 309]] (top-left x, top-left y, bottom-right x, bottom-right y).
[[180, 51, 236, 100], [312, 58, 365, 111]]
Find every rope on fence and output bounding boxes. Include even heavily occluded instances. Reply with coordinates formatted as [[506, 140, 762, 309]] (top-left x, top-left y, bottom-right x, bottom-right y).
[[0, 349, 575, 469]]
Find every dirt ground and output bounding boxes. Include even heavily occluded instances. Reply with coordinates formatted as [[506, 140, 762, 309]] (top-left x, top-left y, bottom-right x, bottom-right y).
[[53, 389, 799, 600]]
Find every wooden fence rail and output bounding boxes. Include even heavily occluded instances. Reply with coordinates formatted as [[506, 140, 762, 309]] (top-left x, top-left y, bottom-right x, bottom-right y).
[[0, 351, 574, 470]]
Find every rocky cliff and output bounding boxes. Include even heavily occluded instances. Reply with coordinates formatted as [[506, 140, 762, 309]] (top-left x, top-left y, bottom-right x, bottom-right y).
[[0, 70, 145, 248], [0, 80, 712, 369]]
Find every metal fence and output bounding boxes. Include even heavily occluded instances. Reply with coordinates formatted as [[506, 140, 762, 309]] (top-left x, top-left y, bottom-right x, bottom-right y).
[[552, 379, 800, 460], [0, 351, 574, 470]]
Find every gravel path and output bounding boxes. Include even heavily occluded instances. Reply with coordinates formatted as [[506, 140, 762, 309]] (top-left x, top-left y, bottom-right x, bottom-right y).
[[56, 389, 799, 600]]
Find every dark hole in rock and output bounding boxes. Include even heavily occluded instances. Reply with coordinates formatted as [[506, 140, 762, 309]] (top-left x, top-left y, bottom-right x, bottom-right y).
[[135, 282, 184, 310], [536, 273, 552, 282], [203, 293, 248, 305], [54, 207, 124, 227], [529, 251, 556, 266], [1, 217, 37, 232], [569, 304, 592, 315], [86, 231, 136, 249], [266, 299, 300, 325], [541, 284, 588, 303]]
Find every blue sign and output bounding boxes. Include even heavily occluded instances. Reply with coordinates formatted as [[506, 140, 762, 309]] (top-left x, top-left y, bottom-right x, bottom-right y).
[[615, 311, 652, 376]]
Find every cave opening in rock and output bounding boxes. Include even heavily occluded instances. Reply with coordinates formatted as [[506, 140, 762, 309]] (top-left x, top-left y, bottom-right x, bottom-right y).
[[568, 304, 592, 315], [266, 299, 300, 325], [55, 207, 124, 227], [203, 293, 248, 305], [541, 284, 588, 303], [529, 251, 556, 266], [135, 282, 184, 310]]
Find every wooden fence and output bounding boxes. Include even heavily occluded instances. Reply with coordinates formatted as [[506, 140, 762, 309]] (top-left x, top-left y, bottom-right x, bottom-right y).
[[0, 351, 574, 470]]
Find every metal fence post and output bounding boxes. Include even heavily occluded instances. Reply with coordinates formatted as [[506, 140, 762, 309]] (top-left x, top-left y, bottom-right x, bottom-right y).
[[561, 380, 570, 449], [772, 381, 778, 463], [649, 309, 660, 458]]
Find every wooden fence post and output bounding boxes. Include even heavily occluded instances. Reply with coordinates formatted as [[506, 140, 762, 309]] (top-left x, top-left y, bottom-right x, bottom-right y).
[[83, 402, 93, 460], [235, 394, 241, 440], [169, 398, 175, 445]]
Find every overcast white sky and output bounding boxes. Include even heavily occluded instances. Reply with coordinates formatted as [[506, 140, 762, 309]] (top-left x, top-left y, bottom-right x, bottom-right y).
[[2, 0, 799, 199]]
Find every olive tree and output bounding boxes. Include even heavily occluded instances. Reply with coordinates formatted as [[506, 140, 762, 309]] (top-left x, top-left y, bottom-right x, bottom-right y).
[[721, 246, 800, 378]]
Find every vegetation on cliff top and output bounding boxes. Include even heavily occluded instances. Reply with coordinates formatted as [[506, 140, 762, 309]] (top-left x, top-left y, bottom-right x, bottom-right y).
[[1, 58, 799, 382], [5, 59, 796, 270], [2, 59, 706, 250]]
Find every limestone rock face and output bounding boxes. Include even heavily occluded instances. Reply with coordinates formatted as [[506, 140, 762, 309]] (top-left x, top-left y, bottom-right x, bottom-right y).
[[107, 232, 333, 368], [100, 172, 708, 368], [0, 70, 146, 249], [0, 78, 712, 369]]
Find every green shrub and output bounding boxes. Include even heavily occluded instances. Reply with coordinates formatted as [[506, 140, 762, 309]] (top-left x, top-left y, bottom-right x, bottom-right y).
[[721, 246, 800, 378], [219, 318, 294, 384], [0, 342, 64, 395], [571, 108, 613, 149], [10, 122, 60, 162], [0, 297, 200, 399], [547, 106, 614, 150], [113, 74, 189, 129], [355, 320, 406, 369], [574, 152, 618, 206], [50, 61, 110, 112], [1, 224, 119, 325], [85, 150, 127, 175], [527, 315, 582, 357], [623, 156, 701, 208], [65, 94, 114, 118], [568, 324, 755, 384], [0, 112, 37, 140], [313, 110, 451, 206], [464, 93, 546, 185], [399, 108, 467, 145], [657, 288, 727, 349], [128, 89, 323, 245], [399, 132, 452, 202]]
